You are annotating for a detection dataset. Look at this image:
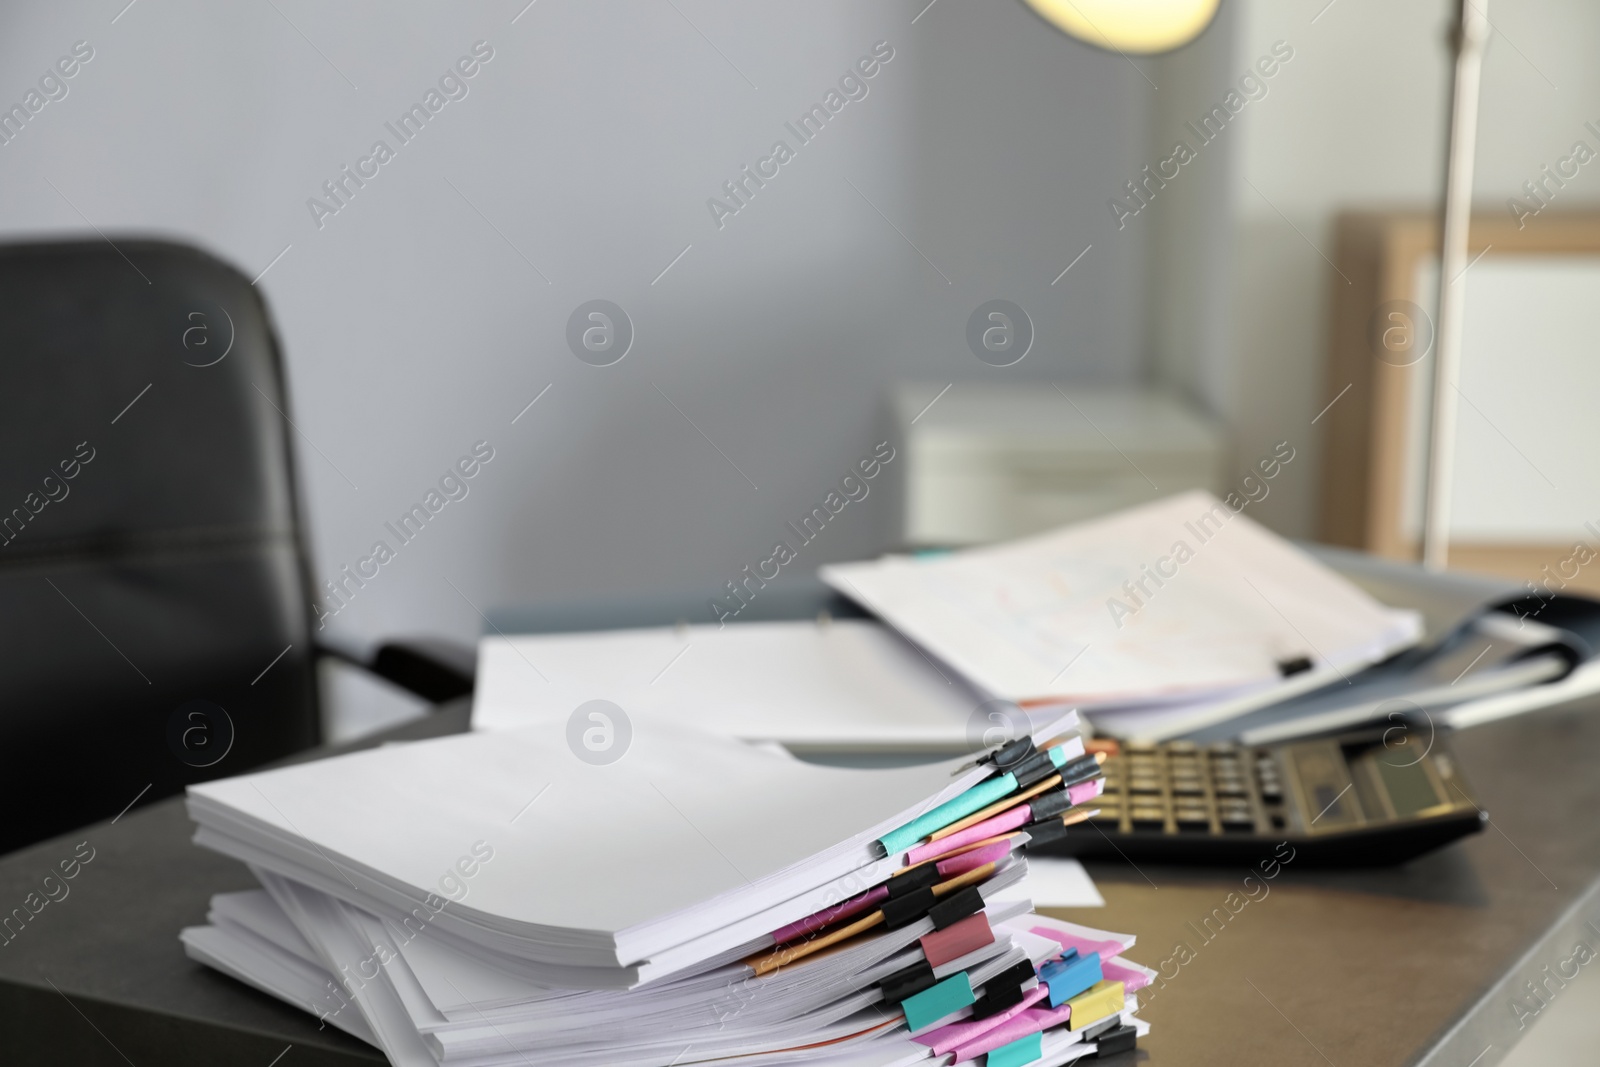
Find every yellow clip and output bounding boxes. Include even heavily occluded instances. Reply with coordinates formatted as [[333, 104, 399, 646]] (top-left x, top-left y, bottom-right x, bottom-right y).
[[1066, 979, 1126, 1031]]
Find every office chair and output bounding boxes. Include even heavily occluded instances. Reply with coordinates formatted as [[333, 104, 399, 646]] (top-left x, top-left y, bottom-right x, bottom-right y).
[[0, 238, 473, 856]]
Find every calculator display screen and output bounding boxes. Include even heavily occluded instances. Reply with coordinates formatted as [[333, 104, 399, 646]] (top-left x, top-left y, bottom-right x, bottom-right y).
[[1373, 756, 1443, 817]]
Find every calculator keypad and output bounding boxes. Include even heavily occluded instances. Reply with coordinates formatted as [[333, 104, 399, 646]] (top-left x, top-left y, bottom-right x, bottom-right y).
[[1085, 740, 1283, 836]]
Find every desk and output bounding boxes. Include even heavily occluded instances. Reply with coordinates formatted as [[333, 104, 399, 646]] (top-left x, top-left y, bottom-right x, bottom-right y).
[[3, 690, 1599, 1065]]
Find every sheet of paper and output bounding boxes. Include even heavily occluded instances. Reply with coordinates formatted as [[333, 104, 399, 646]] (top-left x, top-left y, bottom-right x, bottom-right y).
[[1014, 858, 1103, 908], [823, 491, 1421, 706], [471, 618, 997, 750]]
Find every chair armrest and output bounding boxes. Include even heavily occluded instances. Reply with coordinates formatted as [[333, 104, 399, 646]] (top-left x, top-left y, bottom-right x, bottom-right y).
[[317, 638, 476, 704], [369, 638, 476, 702]]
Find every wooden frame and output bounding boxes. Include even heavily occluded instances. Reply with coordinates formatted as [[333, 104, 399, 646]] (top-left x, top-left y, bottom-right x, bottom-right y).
[[1318, 209, 1600, 589]]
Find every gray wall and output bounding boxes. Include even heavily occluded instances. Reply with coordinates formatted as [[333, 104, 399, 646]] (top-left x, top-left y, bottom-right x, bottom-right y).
[[0, 0, 1216, 649]]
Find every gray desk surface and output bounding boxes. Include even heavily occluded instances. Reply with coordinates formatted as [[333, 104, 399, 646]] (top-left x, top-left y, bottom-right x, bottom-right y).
[[3, 692, 1600, 1066]]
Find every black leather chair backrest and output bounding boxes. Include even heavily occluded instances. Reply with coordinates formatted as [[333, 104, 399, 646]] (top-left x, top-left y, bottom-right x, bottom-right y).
[[0, 239, 321, 854]]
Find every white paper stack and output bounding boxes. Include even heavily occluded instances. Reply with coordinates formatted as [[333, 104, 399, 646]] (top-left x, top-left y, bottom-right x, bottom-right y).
[[821, 490, 1423, 738], [181, 714, 1154, 1065]]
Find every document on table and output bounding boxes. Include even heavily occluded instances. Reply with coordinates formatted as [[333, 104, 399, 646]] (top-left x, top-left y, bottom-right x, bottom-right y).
[[822, 491, 1421, 710], [1020, 858, 1104, 908], [471, 618, 1007, 752]]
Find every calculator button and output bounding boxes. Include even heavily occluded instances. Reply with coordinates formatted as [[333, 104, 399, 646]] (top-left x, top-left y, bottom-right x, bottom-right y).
[[1129, 807, 1166, 829], [1171, 780, 1204, 796], [1129, 778, 1162, 795], [1220, 813, 1255, 833]]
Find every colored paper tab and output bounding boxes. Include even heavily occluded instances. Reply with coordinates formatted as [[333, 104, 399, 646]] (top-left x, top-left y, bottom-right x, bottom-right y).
[[1067, 776, 1105, 805], [920, 911, 994, 968], [936, 839, 1012, 880], [907, 804, 1032, 865], [1066, 979, 1125, 1031], [1102, 958, 1151, 992], [1029, 926, 1128, 961], [953, 1002, 1070, 1063], [902, 971, 975, 1032], [987, 1031, 1043, 1067], [916, 985, 1048, 1056], [879, 774, 1019, 856], [1041, 950, 1102, 1007], [768, 885, 888, 943]]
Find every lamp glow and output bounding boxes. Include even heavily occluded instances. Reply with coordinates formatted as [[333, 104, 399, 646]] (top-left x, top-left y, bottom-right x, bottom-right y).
[[1021, 0, 1220, 54]]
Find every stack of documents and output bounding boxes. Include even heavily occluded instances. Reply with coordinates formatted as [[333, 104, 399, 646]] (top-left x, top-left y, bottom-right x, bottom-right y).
[[822, 491, 1424, 738], [181, 713, 1153, 1065]]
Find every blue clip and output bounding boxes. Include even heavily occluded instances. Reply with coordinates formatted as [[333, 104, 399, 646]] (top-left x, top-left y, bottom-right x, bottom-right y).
[[1040, 950, 1101, 1008]]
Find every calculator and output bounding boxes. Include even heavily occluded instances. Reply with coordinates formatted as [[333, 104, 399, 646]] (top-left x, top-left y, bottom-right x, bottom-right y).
[[1034, 729, 1487, 866]]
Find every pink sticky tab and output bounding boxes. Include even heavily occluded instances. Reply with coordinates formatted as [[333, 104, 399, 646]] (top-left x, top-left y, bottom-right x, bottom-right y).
[[952, 1002, 1072, 1063], [936, 840, 1012, 880], [1028, 926, 1127, 961], [907, 805, 1031, 865], [1067, 777, 1105, 805], [1103, 959, 1150, 992], [769, 885, 887, 944], [915, 984, 1047, 1055]]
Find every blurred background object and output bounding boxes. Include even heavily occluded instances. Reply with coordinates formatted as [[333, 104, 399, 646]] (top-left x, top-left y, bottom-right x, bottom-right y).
[[0, 240, 471, 853], [1320, 210, 1600, 595], [1020, 0, 1221, 54], [896, 383, 1222, 546]]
